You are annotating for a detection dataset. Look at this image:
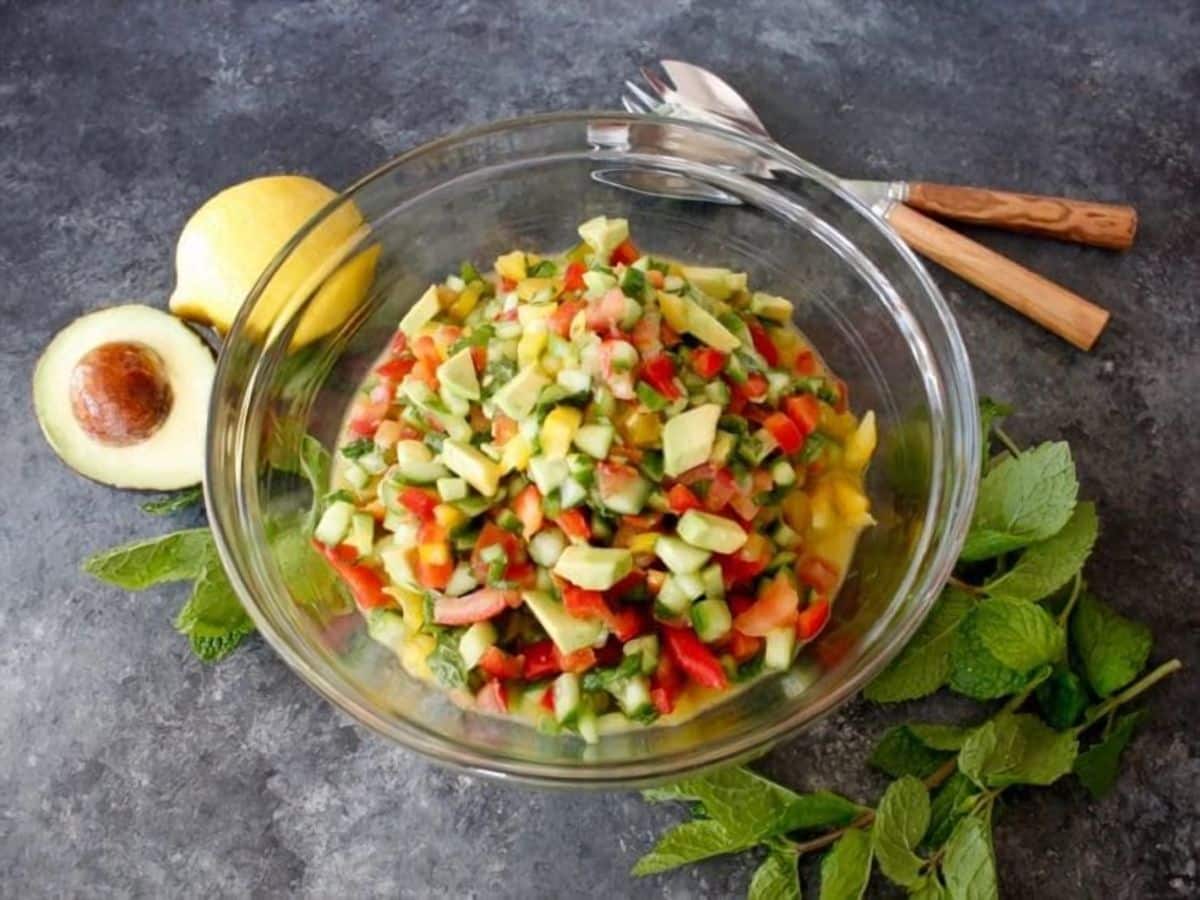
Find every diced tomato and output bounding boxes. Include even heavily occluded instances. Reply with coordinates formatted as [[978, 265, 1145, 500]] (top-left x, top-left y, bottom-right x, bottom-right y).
[[563, 585, 609, 620], [784, 394, 821, 437], [748, 321, 780, 366], [400, 486, 438, 522], [470, 344, 487, 373], [704, 468, 739, 513], [691, 347, 727, 379], [661, 626, 728, 689], [412, 358, 439, 390], [660, 320, 681, 346], [539, 685, 555, 712], [666, 483, 703, 515], [491, 413, 518, 444], [631, 313, 663, 357], [415, 558, 453, 591], [433, 587, 513, 625], [501, 276, 518, 293], [728, 594, 755, 617], [471, 522, 525, 581], [412, 334, 440, 366], [764, 412, 804, 454], [793, 350, 817, 375], [514, 484, 544, 540], [609, 238, 639, 266], [563, 261, 587, 292], [594, 636, 625, 667], [347, 416, 380, 438], [797, 556, 840, 593], [729, 629, 764, 663], [609, 570, 646, 601], [478, 646, 524, 680], [597, 459, 642, 504], [607, 606, 645, 642], [555, 508, 591, 541], [796, 597, 831, 641], [504, 561, 538, 588], [728, 492, 760, 522], [742, 372, 769, 401], [727, 389, 748, 415], [476, 680, 508, 714], [647, 268, 665, 289], [550, 298, 585, 338], [718, 534, 772, 588], [650, 652, 683, 715], [733, 571, 800, 637], [376, 356, 415, 380], [558, 647, 598, 674], [640, 353, 681, 399], [314, 540, 390, 610], [523, 640, 561, 680]]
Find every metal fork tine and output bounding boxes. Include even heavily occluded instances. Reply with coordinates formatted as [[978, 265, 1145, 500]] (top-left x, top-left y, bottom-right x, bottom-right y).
[[623, 79, 662, 114], [639, 65, 675, 101], [620, 94, 647, 115]]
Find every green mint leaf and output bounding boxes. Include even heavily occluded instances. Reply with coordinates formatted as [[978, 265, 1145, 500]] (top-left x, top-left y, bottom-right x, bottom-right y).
[[819, 828, 873, 900], [748, 845, 800, 900], [84, 528, 214, 590], [908, 724, 974, 751], [300, 435, 332, 531], [140, 486, 203, 516], [427, 631, 468, 689], [948, 607, 1032, 700], [528, 259, 557, 277], [631, 819, 752, 876], [925, 772, 979, 848], [958, 713, 1078, 788], [864, 588, 974, 702], [774, 791, 865, 833], [870, 726, 954, 779], [872, 776, 930, 888], [1070, 592, 1152, 697], [977, 396, 1013, 476], [1035, 666, 1090, 729], [960, 442, 1077, 561], [971, 598, 1065, 673], [174, 560, 254, 662], [1073, 710, 1145, 800], [272, 522, 352, 615], [983, 502, 1097, 603], [941, 815, 998, 900], [910, 879, 948, 900]]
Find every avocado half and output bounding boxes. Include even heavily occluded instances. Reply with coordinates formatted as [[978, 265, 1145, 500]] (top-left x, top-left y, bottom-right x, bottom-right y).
[[33, 304, 215, 490]]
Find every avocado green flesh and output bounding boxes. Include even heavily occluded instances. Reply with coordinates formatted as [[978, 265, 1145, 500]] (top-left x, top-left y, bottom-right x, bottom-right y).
[[522, 590, 605, 654], [553, 545, 633, 590], [662, 403, 721, 477]]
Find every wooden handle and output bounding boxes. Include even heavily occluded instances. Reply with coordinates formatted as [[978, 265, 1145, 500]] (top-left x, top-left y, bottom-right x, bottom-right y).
[[887, 204, 1110, 350], [905, 182, 1137, 250]]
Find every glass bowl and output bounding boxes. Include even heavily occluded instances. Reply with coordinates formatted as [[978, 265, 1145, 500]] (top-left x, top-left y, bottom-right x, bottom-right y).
[[206, 112, 979, 787]]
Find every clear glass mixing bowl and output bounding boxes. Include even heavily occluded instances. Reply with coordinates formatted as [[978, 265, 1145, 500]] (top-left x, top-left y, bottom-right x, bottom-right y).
[[206, 112, 979, 787]]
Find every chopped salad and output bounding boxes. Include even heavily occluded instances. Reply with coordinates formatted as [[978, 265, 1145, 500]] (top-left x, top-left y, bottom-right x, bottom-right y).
[[314, 216, 877, 741]]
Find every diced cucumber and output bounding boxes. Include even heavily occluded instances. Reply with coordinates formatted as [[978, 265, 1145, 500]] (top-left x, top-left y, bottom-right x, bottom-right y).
[[528, 455, 568, 495], [582, 269, 617, 297], [623, 635, 659, 674], [771, 459, 797, 486], [494, 319, 523, 340], [617, 675, 653, 718], [444, 562, 479, 597], [436, 477, 469, 502], [675, 572, 706, 602], [599, 470, 651, 516], [566, 453, 595, 485], [343, 462, 369, 490], [654, 536, 712, 574], [772, 521, 801, 549], [750, 291, 794, 322], [394, 440, 450, 484], [764, 626, 797, 670], [357, 450, 388, 476], [347, 512, 375, 557], [452, 494, 493, 518], [766, 370, 792, 402], [439, 384, 470, 417], [607, 340, 639, 372], [678, 510, 748, 554], [691, 597, 733, 642], [314, 500, 354, 545], [559, 477, 587, 509], [366, 609, 406, 652], [700, 562, 725, 600], [553, 546, 633, 591], [458, 621, 498, 669], [553, 672, 582, 725], [573, 423, 614, 460], [528, 528, 567, 567], [576, 706, 599, 745], [556, 367, 591, 394], [378, 544, 418, 589], [749, 428, 778, 464], [655, 575, 694, 617]]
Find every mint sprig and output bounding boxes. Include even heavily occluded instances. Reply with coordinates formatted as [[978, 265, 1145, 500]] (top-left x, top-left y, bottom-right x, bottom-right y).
[[632, 401, 1182, 898]]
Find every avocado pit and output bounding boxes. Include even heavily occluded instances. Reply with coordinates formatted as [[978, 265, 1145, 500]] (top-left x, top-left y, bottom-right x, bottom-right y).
[[68, 341, 173, 446]]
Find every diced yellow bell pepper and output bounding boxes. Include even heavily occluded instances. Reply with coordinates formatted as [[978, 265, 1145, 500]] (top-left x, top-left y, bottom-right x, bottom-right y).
[[628, 532, 661, 555], [540, 406, 582, 459], [620, 408, 662, 447], [517, 325, 548, 367], [842, 411, 877, 470], [495, 250, 527, 282], [434, 503, 465, 530], [516, 278, 556, 302], [448, 283, 481, 320], [418, 541, 450, 566], [400, 633, 437, 679], [500, 434, 532, 473]]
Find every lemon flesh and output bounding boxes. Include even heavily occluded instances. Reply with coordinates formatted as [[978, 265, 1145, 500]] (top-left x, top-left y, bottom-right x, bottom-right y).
[[169, 175, 378, 348]]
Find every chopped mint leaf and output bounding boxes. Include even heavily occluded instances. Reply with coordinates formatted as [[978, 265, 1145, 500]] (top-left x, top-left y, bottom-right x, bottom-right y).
[[1070, 592, 1152, 697], [340, 438, 376, 460], [747, 845, 800, 900], [958, 713, 1078, 788], [1073, 710, 1145, 799], [865, 587, 974, 702], [527, 259, 557, 277], [819, 827, 873, 900], [872, 776, 930, 888], [141, 486, 203, 516], [459, 260, 481, 283], [984, 502, 1097, 603], [631, 819, 752, 876], [427, 630, 468, 689]]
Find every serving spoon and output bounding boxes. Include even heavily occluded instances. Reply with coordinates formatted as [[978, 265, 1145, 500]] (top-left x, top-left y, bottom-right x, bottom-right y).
[[623, 60, 1126, 350]]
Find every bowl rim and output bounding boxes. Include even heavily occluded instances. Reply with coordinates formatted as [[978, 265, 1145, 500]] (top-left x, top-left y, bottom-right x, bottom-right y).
[[205, 110, 980, 787]]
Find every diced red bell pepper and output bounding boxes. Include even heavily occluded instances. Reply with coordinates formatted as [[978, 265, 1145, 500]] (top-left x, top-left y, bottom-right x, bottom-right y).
[[784, 394, 821, 437], [550, 298, 585, 337], [514, 484, 544, 540], [501, 276, 518, 293], [793, 350, 817, 375], [314, 540, 390, 610], [704, 468, 739, 513], [415, 558, 453, 591], [764, 412, 804, 454], [475, 680, 508, 714], [797, 556, 840, 593], [433, 588, 514, 625], [563, 585, 608, 620], [539, 685, 555, 712], [718, 533, 772, 588], [661, 626, 728, 690], [650, 652, 683, 715], [733, 570, 800, 637], [470, 344, 487, 373], [558, 647, 598, 674], [748, 321, 780, 366], [471, 522, 525, 581], [347, 416, 380, 438], [640, 353, 681, 400], [742, 372, 769, 401], [609, 238, 639, 266], [660, 320, 682, 347], [400, 486, 439, 522], [412, 358, 439, 390], [690, 347, 727, 379], [478, 646, 525, 680], [555, 508, 591, 542], [523, 640, 561, 680], [563, 261, 587, 292], [666, 483, 703, 515], [795, 597, 831, 641], [375, 356, 416, 380]]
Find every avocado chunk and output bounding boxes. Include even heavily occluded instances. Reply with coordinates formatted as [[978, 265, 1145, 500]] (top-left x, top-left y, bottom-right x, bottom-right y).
[[436, 347, 480, 401], [682, 298, 741, 352], [492, 365, 550, 420], [654, 536, 712, 574], [577, 216, 630, 262], [682, 266, 747, 301], [398, 284, 441, 337], [553, 545, 633, 591], [440, 439, 501, 496], [677, 510, 748, 554], [749, 292, 794, 322], [662, 403, 722, 477], [32, 304, 215, 490], [522, 590, 605, 654]]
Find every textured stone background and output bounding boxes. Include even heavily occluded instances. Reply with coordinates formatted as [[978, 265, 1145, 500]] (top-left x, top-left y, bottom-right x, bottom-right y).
[[1, 1, 1196, 897]]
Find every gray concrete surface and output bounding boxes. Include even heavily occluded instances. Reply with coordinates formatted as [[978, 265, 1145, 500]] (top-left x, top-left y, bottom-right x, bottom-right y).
[[1, 1, 1196, 897]]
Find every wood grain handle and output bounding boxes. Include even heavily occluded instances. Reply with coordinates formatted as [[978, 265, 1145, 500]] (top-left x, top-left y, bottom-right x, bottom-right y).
[[887, 204, 1110, 350], [905, 182, 1137, 250]]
